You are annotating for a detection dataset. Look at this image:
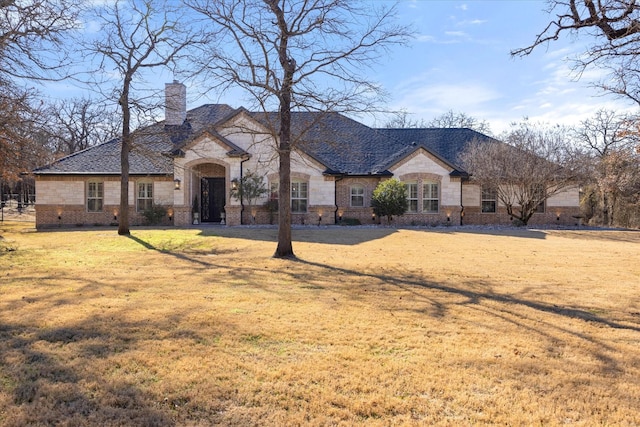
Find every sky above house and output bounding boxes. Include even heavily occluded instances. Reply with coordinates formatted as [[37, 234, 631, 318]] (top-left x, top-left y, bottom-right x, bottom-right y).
[[41, 0, 637, 137], [377, 0, 636, 134]]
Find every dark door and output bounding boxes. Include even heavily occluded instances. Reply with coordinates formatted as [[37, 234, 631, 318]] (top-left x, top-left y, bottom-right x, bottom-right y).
[[201, 178, 225, 222]]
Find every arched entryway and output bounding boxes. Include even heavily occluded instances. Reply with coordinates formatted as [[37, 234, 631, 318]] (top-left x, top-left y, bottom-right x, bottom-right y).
[[192, 163, 226, 223]]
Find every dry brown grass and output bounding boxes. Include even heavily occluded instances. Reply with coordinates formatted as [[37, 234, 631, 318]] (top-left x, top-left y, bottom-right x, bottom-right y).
[[1, 221, 639, 426]]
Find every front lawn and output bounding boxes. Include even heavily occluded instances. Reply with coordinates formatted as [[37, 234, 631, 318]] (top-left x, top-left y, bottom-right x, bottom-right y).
[[1, 222, 639, 425]]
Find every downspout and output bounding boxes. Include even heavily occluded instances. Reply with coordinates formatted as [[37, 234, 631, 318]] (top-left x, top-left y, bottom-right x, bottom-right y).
[[239, 155, 250, 225], [460, 177, 464, 226], [334, 174, 344, 223]]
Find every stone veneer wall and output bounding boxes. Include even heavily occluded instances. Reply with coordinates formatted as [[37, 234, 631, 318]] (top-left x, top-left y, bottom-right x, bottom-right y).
[[36, 175, 174, 229]]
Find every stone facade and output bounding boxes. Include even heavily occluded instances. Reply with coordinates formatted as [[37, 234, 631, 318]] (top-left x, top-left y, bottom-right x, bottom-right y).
[[34, 85, 583, 229], [36, 175, 175, 228]]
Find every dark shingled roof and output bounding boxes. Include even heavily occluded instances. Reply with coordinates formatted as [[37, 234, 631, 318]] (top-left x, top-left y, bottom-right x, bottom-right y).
[[375, 128, 498, 174], [34, 104, 496, 176]]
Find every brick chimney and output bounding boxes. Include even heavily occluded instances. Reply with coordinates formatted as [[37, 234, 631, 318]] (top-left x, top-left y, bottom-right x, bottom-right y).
[[165, 80, 186, 126]]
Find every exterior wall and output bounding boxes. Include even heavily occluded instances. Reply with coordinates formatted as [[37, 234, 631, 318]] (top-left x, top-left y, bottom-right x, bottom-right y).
[[461, 182, 582, 226], [35, 116, 583, 229], [335, 176, 381, 225], [35, 175, 174, 229], [386, 149, 462, 226]]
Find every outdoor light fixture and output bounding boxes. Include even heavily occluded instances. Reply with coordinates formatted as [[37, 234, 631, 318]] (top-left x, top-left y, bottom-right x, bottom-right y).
[[338, 211, 343, 222], [174, 179, 181, 190], [114, 215, 117, 221], [371, 212, 376, 222], [557, 214, 560, 221], [231, 178, 239, 190], [318, 213, 322, 226]]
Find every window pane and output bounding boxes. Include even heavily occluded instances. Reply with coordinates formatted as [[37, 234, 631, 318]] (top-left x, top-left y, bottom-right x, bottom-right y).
[[88, 199, 103, 212], [291, 180, 308, 213], [406, 183, 418, 213], [87, 182, 103, 212], [422, 183, 438, 213], [137, 182, 153, 212], [481, 186, 497, 213], [482, 201, 496, 213], [351, 186, 364, 207]]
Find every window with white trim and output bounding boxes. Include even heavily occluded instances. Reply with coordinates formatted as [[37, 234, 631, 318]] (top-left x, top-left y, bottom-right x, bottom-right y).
[[423, 182, 439, 213], [87, 181, 103, 212], [291, 180, 308, 213], [350, 185, 364, 207], [137, 182, 153, 212], [406, 183, 418, 213], [481, 186, 497, 213], [270, 180, 309, 213]]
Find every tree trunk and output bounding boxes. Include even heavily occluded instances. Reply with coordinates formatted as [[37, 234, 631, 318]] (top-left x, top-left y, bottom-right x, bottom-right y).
[[272, 3, 295, 259], [274, 74, 294, 257], [275, 146, 293, 257], [118, 83, 131, 236], [118, 134, 130, 235]]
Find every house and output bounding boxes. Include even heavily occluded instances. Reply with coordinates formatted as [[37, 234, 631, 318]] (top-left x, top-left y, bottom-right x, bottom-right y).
[[33, 82, 580, 228]]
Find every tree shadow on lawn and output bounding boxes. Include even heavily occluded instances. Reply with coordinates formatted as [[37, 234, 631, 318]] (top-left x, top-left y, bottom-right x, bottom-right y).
[[1, 315, 179, 426], [0, 276, 240, 426], [292, 256, 640, 332], [196, 226, 399, 245], [288, 256, 639, 376]]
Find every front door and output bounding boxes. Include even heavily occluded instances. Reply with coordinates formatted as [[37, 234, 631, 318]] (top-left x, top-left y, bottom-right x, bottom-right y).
[[201, 178, 225, 222]]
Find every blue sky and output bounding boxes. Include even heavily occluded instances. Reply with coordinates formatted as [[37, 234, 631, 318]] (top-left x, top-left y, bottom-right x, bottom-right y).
[[372, 0, 636, 134], [42, 0, 636, 136]]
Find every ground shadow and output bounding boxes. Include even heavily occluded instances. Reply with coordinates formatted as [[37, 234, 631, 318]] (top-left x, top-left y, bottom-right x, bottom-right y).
[[195, 225, 399, 246]]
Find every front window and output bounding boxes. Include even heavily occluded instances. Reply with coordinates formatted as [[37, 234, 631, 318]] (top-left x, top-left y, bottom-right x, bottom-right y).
[[481, 186, 497, 213], [291, 180, 308, 213], [423, 182, 439, 213], [350, 185, 364, 207], [406, 183, 418, 213], [137, 182, 153, 212], [87, 181, 103, 212]]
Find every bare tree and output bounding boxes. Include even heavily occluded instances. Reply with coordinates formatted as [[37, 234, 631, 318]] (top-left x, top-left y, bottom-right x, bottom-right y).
[[1, 0, 81, 187], [45, 97, 121, 156], [427, 110, 492, 135], [0, 0, 80, 80], [512, 0, 640, 105], [574, 109, 640, 225], [187, 0, 410, 258], [460, 120, 577, 225], [85, 0, 198, 235], [1, 81, 53, 182], [384, 109, 428, 128]]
